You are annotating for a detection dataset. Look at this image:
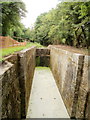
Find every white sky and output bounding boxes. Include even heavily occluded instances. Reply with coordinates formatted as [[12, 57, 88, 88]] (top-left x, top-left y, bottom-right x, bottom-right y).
[[21, 0, 59, 28]]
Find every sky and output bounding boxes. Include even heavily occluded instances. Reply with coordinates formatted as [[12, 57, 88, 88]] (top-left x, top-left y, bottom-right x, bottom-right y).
[[21, 0, 60, 28]]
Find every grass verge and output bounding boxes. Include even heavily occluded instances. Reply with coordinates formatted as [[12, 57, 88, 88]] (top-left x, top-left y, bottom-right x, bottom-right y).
[[36, 67, 50, 70], [0, 42, 44, 61]]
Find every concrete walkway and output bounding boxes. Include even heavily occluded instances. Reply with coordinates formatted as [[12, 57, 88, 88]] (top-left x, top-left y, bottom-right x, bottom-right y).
[[27, 67, 69, 118]]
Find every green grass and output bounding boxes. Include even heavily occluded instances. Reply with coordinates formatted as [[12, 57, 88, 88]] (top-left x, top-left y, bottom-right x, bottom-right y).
[[28, 42, 44, 48], [0, 42, 44, 61], [36, 67, 50, 70]]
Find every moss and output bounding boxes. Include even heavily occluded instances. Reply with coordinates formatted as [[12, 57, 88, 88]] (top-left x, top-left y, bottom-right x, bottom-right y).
[[36, 56, 40, 66], [36, 56, 50, 67], [36, 67, 50, 70]]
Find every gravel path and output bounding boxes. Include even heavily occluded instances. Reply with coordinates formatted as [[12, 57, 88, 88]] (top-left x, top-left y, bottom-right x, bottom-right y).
[[27, 67, 69, 118]]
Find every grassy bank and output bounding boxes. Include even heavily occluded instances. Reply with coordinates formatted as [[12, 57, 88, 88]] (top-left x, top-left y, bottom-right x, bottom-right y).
[[0, 42, 43, 61]]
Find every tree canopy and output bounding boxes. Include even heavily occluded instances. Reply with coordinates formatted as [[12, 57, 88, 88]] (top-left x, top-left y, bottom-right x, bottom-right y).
[[30, 1, 90, 48], [0, 1, 90, 48], [1, 1, 27, 36]]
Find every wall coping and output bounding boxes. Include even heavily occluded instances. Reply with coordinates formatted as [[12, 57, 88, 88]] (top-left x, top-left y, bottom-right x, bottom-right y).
[[19, 46, 36, 53], [50, 46, 90, 57]]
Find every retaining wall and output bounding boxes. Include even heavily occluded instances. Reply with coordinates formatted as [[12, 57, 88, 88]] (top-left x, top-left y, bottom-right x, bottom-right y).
[[18, 47, 36, 118], [36, 48, 50, 67], [0, 46, 36, 119], [0, 60, 21, 119], [50, 46, 90, 119], [0, 46, 89, 119]]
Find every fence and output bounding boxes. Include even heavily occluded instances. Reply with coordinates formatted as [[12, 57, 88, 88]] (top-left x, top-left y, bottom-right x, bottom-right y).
[[0, 36, 27, 48]]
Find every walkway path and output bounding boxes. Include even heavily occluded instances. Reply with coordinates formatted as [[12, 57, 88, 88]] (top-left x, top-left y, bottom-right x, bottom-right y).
[[27, 67, 69, 118]]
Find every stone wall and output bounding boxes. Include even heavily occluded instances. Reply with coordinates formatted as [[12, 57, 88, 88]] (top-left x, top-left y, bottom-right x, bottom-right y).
[[36, 48, 50, 67], [0, 46, 36, 119], [50, 46, 90, 119], [0, 46, 89, 119], [18, 47, 36, 118], [75, 56, 90, 119], [0, 60, 21, 119]]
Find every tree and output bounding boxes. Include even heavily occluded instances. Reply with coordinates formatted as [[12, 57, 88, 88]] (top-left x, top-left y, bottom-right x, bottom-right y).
[[1, 1, 27, 36], [29, 1, 90, 48]]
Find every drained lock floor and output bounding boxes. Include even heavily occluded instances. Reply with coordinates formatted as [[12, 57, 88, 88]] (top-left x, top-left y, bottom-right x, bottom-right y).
[[27, 67, 69, 118]]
